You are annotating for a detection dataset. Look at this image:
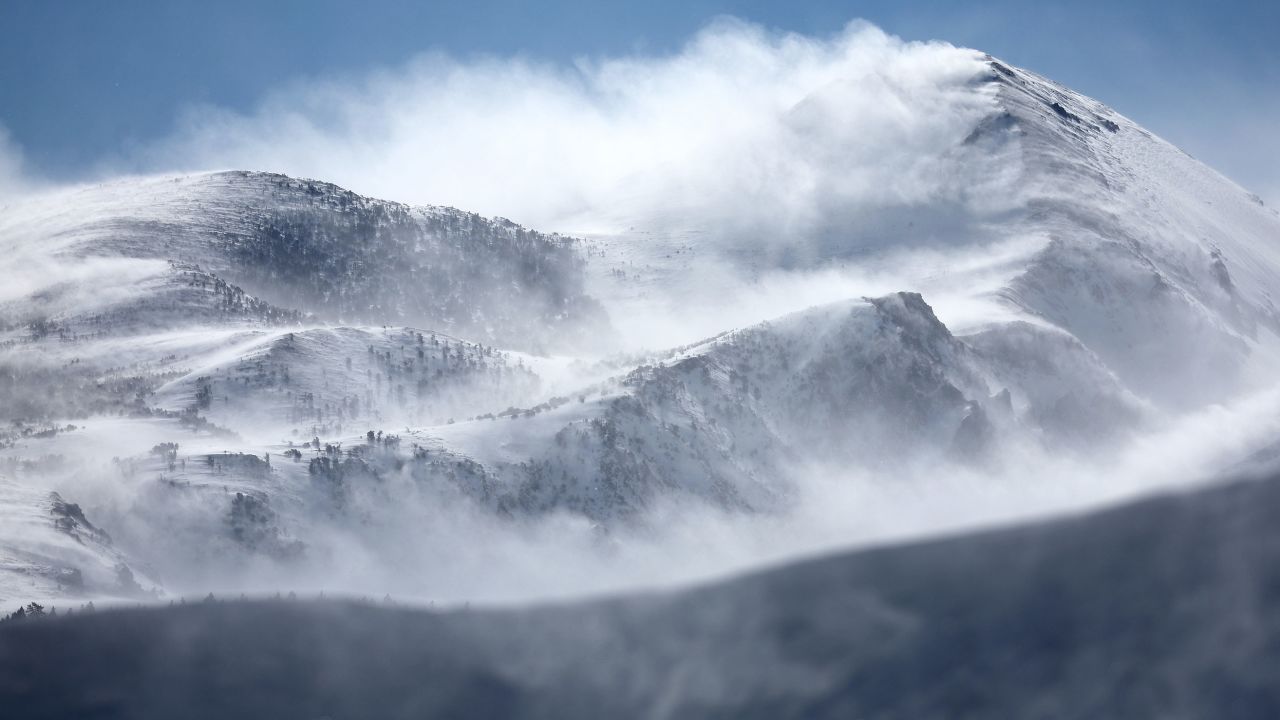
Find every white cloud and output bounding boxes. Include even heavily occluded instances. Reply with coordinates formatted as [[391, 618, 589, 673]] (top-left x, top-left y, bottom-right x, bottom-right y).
[[0, 125, 33, 199], [140, 20, 995, 237]]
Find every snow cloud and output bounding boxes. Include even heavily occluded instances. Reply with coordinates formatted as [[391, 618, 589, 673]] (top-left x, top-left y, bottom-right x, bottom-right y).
[[0, 125, 34, 199], [139, 20, 995, 237]]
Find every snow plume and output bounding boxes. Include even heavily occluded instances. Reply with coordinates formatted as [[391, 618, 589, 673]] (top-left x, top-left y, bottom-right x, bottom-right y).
[[141, 20, 996, 238], [0, 125, 34, 199]]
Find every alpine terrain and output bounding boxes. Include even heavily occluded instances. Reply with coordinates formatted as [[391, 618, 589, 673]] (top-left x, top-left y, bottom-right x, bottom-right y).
[[1, 30, 1280, 715]]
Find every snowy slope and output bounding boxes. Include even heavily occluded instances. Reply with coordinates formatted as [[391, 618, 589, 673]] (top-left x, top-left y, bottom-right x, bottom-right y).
[[0, 170, 613, 353], [0, 475, 154, 606], [426, 291, 1141, 522], [579, 56, 1280, 410], [984, 59, 1280, 409], [152, 325, 543, 436]]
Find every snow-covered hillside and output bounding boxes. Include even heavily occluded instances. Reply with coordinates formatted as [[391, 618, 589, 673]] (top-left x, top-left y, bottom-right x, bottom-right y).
[[424, 291, 1141, 523], [0, 171, 612, 353], [2, 52, 1280, 607]]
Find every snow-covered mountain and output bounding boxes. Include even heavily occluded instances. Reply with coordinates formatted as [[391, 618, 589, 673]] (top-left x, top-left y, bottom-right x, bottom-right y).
[[0, 171, 612, 353], [422, 291, 1140, 523], [2, 52, 1280, 606]]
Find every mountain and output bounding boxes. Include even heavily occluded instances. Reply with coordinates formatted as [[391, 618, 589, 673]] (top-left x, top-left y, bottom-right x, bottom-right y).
[[426, 292, 1139, 522], [982, 59, 1280, 410], [4, 466, 1279, 719], [153, 325, 543, 435], [0, 170, 612, 354], [1, 50, 1279, 607]]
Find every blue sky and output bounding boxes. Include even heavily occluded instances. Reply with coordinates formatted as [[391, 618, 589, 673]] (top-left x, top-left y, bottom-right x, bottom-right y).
[[1, 0, 1277, 202]]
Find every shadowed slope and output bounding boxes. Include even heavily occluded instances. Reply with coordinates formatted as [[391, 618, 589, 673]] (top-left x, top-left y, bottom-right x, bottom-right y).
[[3, 469, 1279, 719]]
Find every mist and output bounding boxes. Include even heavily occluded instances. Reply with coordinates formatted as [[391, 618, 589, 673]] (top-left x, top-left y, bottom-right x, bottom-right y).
[[134, 20, 999, 237], [0, 126, 34, 199]]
